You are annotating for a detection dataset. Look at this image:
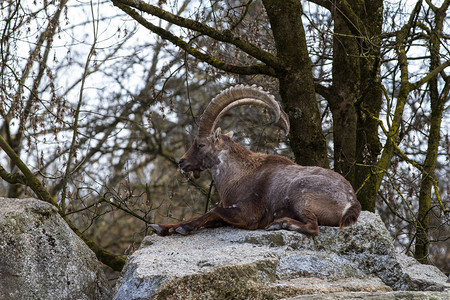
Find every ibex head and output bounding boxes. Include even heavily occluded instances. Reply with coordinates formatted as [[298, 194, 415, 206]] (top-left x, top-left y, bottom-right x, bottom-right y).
[[179, 85, 289, 178]]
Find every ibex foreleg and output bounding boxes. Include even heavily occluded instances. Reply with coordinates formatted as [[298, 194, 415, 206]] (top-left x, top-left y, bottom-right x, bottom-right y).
[[149, 207, 250, 236]]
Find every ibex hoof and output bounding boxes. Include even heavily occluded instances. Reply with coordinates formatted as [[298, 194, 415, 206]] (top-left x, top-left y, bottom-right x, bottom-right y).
[[149, 224, 164, 235], [265, 223, 282, 231], [175, 226, 189, 235]]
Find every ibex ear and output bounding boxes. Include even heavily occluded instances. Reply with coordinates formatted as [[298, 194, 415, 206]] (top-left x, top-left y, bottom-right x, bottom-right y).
[[214, 128, 222, 141], [224, 131, 234, 138]]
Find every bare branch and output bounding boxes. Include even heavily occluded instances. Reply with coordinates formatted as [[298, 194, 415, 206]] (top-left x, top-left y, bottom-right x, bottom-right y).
[[112, 1, 275, 76], [0, 134, 126, 271], [0, 164, 26, 185], [112, 0, 282, 70], [411, 59, 450, 90]]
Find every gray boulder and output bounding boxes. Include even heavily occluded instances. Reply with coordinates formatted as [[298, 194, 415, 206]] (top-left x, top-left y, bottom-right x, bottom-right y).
[[114, 211, 449, 300], [0, 197, 112, 300]]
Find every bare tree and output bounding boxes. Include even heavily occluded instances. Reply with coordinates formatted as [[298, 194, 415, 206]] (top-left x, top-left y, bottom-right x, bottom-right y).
[[109, 0, 449, 268], [1, 0, 449, 274]]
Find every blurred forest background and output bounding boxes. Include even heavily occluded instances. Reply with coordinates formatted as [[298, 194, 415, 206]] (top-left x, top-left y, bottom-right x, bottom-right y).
[[1, 0, 449, 280]]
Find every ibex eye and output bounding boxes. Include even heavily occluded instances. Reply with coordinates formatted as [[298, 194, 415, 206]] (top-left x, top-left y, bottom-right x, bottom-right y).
[[198, 143, 206, 148]]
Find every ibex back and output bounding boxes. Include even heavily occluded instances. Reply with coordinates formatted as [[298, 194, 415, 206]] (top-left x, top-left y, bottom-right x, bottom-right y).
[[150, 85, 361, 236]]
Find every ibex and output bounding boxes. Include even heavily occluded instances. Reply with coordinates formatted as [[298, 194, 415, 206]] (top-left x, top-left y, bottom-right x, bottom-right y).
[[150, 85, 361, 236]]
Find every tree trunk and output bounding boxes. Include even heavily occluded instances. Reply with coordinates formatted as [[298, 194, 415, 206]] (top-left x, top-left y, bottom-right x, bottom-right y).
[[415, 97, 444, 264], [353, 0, 384, 212], [329, 3, 360, 183], [263, 0, 329, 168], [327, 0, 383, 212], [415, 2, 449, 263]]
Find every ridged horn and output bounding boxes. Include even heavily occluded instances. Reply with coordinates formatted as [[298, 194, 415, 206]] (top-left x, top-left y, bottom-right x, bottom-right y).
[[198, 85, 290, 136]]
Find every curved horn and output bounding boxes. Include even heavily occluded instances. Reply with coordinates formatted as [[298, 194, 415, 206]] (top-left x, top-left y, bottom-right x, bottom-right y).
[[198, 85, 290, 136]]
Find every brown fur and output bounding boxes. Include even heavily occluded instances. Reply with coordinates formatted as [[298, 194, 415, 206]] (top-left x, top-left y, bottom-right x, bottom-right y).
[[149, 132, 361, 237], [339, 202, 362, 229]]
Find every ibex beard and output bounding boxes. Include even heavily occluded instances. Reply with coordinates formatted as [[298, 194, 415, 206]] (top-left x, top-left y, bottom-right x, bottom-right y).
[[150, 85, 361, 237]]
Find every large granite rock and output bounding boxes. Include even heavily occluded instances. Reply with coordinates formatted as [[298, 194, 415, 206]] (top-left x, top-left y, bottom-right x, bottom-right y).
[[114, 211, 449, 299], [0, 198, 112, 300]]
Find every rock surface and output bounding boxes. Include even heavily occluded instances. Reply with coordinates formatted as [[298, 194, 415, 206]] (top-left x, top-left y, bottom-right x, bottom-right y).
[[114, 211, 449, 300], [0, 197, 112, 300]]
